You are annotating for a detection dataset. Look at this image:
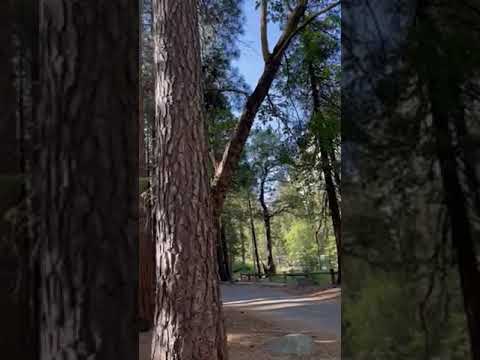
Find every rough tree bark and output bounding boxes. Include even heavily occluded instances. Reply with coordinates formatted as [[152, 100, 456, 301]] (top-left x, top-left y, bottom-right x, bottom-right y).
[[258, 167, 276, 275], [248, 194, 262, 277], [308, 62, 342, 284], [34, 1, 139, 358], [151, 0, 227, 358]]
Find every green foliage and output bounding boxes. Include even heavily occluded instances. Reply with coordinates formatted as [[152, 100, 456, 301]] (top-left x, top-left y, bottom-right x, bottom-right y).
[[344, 273, 421, 358], [283, 219, 318, 271], [232, 262, 255, 274]]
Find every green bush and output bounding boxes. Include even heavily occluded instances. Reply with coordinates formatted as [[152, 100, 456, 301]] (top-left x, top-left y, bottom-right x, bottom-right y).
[[232, 262, 255, 274], [343, 273, 420, 359]]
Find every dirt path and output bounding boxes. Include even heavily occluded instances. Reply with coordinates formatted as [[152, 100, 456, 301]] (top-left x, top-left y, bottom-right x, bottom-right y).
[[139, 285, 341, 359], [226, 307, 340, 360], [222, 283, 341, 339]]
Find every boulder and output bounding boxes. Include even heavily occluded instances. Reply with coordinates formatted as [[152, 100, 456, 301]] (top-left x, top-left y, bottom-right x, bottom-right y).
[[264, 333, 314, 355]]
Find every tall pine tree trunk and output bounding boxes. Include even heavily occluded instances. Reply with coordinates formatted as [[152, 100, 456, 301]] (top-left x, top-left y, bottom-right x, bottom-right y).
[[216, 216, 232, 282], [34, 1, 139, 358], [240, 228, 246, 266], [220, 220, 232, 281], [248, 195, 261, 277], [259, 172, 275, 275], [308, 62, 341, 284], [151, 0, 227, 358]]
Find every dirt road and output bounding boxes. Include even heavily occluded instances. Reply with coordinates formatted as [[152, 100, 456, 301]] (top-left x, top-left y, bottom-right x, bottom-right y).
[[221, 283, 341, 339], [140, 284, 341, 359]]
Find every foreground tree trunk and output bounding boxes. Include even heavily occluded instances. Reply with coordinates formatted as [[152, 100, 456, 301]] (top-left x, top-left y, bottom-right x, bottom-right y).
[[35, 1, 139, 358], [308, 63, 341, 284], [151, 0, 227, 358]]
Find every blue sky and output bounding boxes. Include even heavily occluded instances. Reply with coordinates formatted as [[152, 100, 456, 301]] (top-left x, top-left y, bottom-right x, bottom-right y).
[[233, 0, 281, 89]]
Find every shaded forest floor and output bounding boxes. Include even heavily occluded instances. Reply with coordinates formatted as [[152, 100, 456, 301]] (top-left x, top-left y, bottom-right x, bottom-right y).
[[139, 308, 340, 360], [226, 307, 340, 360], [140, 286, 340, 359]]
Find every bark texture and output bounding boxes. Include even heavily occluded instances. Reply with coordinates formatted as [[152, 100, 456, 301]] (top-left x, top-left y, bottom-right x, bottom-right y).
[[151, 0, 227, 358], [35, 1, 139, 359]]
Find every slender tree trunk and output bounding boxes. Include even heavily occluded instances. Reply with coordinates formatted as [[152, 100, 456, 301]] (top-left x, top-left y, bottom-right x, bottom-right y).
[[329, 147, 341, 197], [151, 0, 227, 358], [314, 225, 322, 269], [258, 172, 276, 275], [308, 62, 341, 284], [248, 195, 261, 277], [428, 81, 480, 360], [240, 228, 246, 266], [216, 218, 232, 281], [216, 217, 232, 281], [263, 214, 275, 275], [34, 1, 139, 359]]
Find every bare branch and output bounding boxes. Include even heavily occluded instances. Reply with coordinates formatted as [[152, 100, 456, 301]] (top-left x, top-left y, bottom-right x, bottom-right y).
[[206, 87, 249, 97], [261, 0, 271, 61]]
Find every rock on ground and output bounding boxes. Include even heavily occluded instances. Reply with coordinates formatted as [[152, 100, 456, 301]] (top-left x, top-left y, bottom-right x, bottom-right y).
[[264, 334, 314, 355]]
